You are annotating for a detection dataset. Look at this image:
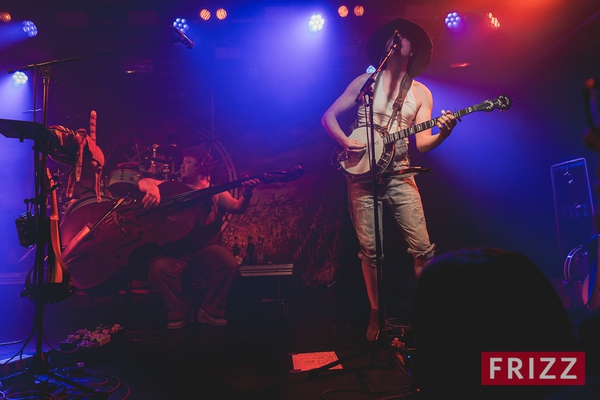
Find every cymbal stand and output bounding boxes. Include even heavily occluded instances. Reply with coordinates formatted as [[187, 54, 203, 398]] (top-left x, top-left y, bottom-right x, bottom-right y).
[[150, 144, 159, 177], [308, 39, 409, 381]]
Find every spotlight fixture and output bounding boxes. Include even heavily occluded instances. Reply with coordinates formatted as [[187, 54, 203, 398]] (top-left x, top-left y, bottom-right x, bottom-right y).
[[354, 5, 365, 17], [12, 72, 28, 86], [0, 11, 11, 22], [444, 12, 462, 29], [487, 13, 500, 29], [199, 9, 211, 21], [173, 18, 189, 33], [338, 6, 349, 18], [22, 20, 37, 37], [308, 14, 325, 33], [216, 8, 227, 20]]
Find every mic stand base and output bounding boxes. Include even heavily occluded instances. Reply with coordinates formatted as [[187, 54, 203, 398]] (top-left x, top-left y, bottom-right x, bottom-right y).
[[306, 326, 415, 391], [0, 368, 109, 400]]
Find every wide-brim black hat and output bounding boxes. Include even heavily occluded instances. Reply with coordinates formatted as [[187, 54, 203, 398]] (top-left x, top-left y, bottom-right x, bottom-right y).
[[366, 18, 433, 77]]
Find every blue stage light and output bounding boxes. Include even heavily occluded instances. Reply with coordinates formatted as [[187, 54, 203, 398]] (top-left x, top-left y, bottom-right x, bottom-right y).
[[308, 14, 325, 33], [173, 18, 189, 33], [22, 20, 37, 37], [444, 12, 462, 30], [12, 72, 28, 86]]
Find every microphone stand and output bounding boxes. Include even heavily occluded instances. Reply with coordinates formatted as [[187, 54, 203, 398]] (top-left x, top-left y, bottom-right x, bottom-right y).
[[0, 28, 191, 397], [7, 26, 191, 75], [308, 42, 399, 378]]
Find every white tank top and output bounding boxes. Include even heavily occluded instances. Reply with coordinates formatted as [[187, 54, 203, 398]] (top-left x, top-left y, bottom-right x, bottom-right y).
[[356, 73, 417, 170]]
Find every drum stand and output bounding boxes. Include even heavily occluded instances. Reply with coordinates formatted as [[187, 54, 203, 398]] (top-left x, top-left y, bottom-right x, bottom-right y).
[[308, 39, 413, 382]]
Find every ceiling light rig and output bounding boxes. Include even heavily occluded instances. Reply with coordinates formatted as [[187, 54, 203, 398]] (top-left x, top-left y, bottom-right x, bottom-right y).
[[198, 8, 229, 22], [337, 5, 365, 18]]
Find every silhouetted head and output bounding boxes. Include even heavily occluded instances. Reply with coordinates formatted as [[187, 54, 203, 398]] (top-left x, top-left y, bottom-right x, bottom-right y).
[[412, 247, 579, 399]]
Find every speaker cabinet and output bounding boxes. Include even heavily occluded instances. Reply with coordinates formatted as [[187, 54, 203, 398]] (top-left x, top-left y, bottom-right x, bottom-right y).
[[551, 157, 596, 262]]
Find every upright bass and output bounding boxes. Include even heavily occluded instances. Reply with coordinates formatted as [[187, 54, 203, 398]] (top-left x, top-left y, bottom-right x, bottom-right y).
[[60, 166, 304, 290]]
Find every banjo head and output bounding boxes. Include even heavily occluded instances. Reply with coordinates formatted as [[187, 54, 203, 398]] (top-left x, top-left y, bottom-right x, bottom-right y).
[[337, 125, 394, 179]]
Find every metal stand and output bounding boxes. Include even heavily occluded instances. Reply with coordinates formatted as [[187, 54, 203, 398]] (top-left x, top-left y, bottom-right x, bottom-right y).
[[0, 28, 196, 395], [0, 26, 191, 397], [0, 118, 105, 397], [308, 39, 409, 379]]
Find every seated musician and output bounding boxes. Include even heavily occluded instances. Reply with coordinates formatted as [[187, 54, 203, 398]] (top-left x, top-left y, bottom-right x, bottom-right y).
[[138, 146, 260, 329]]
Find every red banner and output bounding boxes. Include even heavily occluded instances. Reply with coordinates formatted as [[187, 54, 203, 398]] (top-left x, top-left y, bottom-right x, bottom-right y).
[[481, 352, 585, 386]]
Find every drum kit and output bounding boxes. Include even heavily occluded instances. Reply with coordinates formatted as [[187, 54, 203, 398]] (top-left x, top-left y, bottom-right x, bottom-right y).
[[58, 142, 182, 222], [104, 143, 179, 199]]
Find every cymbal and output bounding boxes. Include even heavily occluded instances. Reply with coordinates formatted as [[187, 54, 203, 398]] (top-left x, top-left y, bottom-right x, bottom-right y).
[[132, 144, 178, 151], [117, 161, 140, 169]]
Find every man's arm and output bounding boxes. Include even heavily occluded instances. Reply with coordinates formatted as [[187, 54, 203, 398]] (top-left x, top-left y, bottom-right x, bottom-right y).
[[217, 178, 260, 215], [321, 73, 371, 153], [413, 82, 457, 153], [138, 177, 164, 209]]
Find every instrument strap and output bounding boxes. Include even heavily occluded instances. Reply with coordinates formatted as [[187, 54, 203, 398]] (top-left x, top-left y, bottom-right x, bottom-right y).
[[384, 74, 413, 135]]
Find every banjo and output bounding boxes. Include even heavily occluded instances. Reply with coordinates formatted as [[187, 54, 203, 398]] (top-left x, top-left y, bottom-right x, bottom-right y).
[[333, 95, 513, 180]]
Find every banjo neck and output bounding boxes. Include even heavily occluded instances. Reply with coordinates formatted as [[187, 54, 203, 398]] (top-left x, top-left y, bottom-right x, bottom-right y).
[[333, 95, 513, 180], [384, 106, 479, 145]]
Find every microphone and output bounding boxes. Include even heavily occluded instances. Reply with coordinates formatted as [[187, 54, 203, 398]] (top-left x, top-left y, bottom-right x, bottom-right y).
[[171, 26, 194, 50], [392, 30, 402, 48]]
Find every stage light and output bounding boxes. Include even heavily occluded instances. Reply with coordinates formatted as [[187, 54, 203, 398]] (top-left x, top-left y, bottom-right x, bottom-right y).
[[172, 18, 189, 33], [338, 6, 349, 18], [216, 8, 227, 20], [199, 9, 211, 21], [354, 5, 365, 17], [308, 14, 325, 33], [0, 11, 11, 22], [12, 72, 28, 86], [487, 13, 500, 29], [22, 20, 37, 37], [444, 12, 462, 30]]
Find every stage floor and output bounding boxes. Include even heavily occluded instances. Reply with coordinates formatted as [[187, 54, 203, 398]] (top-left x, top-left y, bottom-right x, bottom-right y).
[[0, 275, 415, 399]]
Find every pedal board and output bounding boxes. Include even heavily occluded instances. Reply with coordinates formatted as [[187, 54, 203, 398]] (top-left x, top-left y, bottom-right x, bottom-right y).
[[388, 324, 416, 373], [59, 323, 124, 352]]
